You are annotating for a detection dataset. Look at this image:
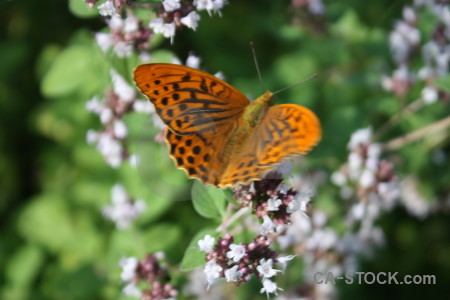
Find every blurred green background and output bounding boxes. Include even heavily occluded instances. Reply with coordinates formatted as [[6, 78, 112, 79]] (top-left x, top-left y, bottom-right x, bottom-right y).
[[1, 0, 450, 299]]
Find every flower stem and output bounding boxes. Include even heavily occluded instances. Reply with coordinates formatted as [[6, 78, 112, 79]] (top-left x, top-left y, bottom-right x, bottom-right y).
[[383, 115, 450, 151]]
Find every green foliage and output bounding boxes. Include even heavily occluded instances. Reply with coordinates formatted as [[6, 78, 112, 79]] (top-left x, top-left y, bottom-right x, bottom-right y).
[[1, 0, 450, 299]]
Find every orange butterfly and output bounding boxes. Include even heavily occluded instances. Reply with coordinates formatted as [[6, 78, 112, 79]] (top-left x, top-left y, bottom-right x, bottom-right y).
[[133, 63, 321, 188]]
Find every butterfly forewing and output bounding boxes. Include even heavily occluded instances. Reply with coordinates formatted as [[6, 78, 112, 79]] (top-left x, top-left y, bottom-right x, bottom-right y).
[[133, 64, 250, 136]]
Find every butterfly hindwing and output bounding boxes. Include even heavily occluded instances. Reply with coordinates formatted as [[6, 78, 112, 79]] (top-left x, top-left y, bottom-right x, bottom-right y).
[[219, 104, 321, 187], [134, 64, 250, 136]]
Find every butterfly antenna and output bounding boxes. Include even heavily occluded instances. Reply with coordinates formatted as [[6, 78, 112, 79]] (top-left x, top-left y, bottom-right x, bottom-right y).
[[273, 73, 319, 95], [250, 42, 266, 91]]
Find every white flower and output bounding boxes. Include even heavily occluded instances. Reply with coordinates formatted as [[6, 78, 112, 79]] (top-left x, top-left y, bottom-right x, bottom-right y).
[[306, 228, 338, 251], [287, 190, 312, 213], [163, 0, 181, 12], [224, 265, 242, 282], [133, 100, 155, 113], [85, 96, 103, 113], [100, 107, 113, 124], [186, 54, 201, 69], [359, 169, 375, 188], [95, 32, 112, 52], [98, 0, 119, 17], [149, 18, 176, 42], [96, 132, 123, 167], [122, 282, 141, 297], [403, 6, 416, 23], [276, 255, 295, 273], [214, 71, 225, 80], [102, 184, 147, 228], [267, 198, 282, 211], [256, 258, 280, 278], [119, 257, 139, 282], [123, 15, 139, 33], [421, 86, 438, 104], [348, 127, 372, 150], [114, 41, 133, 58], [113, 120, 128, 139], [110, 69, 136, 102], [198, 235, 215, 252], [181, 11, 201, 30], [260, 215, 275, 235], [260, 279, 282, 297], [331, 171, 346, 186], [109, 15, 123, 30], [86, 129, 99, 144], [194, 0, 226, 15], [226, 244, 246, 262], [204, 259, 222, 288]]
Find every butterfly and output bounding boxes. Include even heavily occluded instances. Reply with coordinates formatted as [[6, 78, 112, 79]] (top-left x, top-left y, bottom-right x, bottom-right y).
[[133, 63, 321, 188]]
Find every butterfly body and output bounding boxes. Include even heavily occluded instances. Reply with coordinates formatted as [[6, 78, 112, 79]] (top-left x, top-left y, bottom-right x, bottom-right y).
[[133, 63, 321, 188]]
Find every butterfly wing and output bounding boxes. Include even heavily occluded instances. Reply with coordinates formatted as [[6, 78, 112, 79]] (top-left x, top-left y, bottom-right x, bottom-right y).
[[219, 104, 321, 187], [133, 63, 250, 136], [165, 125, 236, 186]]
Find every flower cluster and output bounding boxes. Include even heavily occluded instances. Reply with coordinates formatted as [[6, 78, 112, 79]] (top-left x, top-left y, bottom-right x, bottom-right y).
[[234, 171, 313, 233], [96, 14, 152, 59], [119, 253, 178, 300], [149, 0, 227, 43], [383, 2, 450, 102], [102, 184, 147, 229], [198, 234, 294, 297], [86, 69, 161, 167], [332, 127, 400, 213]]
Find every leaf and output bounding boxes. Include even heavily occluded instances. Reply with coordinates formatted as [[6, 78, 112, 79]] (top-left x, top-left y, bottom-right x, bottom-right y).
[[41, 45, 93, 97], [191, 180, 226, 218], [434, 75, 450, 92], [180, 228, 217, 271], [5, 245, 44, 287], [69, 0, 98, 18]]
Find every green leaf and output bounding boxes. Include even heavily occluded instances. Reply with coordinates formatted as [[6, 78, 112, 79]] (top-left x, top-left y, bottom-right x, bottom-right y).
[[191, 180, 226, 218], [5, 245, 44, 288], [434, 75, 450, 92], [41, 45, 93, 97], [69, 0, 99, 18], [180, 228, 217, 271]]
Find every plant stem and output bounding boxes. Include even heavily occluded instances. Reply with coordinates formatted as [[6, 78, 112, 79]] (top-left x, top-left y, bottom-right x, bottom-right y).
[[383, 115, 450, 151]]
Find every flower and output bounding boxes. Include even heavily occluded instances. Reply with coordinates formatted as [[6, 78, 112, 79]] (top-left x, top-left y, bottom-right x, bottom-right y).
[[149, 18, 176, 42], [260, 215, 275, 235], [110, 69, 136, 102], [95, 32, 113, 52], [186, 54, 201, 69], [122, 282, 141, 297], [267, 197, 282, 211], [198, 235, 215, 253], [256, 258, 280, 278], [204, 259, 222, 288], [181, 11, 201, 30], [98, 0, 119, 17], [102, 184, 147, 228], [260, 279, 282, 297], [276, 255, 296, 273], [194, 0, 226, 15], [421, 86, 438, 104], [113, 120, 128, 139], [119, 256, 139, 282], [224, 265, 242, 282], [226, 244, 246, 262], [162, 0, 181, 12]]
